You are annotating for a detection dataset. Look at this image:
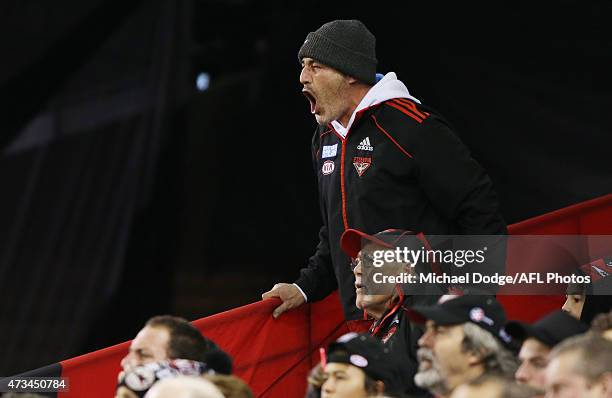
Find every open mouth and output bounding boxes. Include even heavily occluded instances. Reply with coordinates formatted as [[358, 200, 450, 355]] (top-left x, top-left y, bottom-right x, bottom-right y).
[[302, 89, 317, 114]]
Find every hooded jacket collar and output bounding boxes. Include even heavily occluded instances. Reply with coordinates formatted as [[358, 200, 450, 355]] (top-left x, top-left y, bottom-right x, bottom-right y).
[[331, 72, 421, 138]]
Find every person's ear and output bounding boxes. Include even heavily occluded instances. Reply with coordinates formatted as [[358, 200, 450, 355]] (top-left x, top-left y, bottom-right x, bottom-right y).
[[466, 349, 484, 367], [345, 75, 358, 84]]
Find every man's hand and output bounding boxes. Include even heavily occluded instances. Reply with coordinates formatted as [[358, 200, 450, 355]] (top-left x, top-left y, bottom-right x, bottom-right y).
[[261, 283, 306, 318]]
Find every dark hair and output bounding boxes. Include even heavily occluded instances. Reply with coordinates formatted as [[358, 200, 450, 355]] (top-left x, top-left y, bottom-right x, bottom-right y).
[[146, 315, 216, 361]]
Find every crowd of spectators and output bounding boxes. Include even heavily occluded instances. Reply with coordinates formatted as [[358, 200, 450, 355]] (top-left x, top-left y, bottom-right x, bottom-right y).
[[110, 233, 612, 398], [4, 250, 611, 398], [105, 291, 610, 398]]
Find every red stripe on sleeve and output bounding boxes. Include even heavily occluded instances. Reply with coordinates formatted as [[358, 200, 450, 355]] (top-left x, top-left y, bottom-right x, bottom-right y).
[[395, 98, 428, 119], [386, 101, 423, 124], [371, 115, 414, 159]]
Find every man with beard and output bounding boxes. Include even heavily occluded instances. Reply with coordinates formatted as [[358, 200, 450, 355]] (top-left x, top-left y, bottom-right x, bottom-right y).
[[262, 19, 506, 324], [411, 295, 517, 397], [413, 296, 455, 398]]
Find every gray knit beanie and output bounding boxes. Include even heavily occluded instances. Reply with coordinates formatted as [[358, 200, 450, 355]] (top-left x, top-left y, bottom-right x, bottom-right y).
[[298, 20, 377, 85]]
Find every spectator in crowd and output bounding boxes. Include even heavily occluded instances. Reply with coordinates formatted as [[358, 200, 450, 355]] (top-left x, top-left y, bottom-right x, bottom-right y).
[[121, 315, 232, 375], [504, 310, 588, 395], [204, 374, 254, 398], [545, 334, 612, 398], [591, 310, 612, 340], [144, 376, 224, 398], [321, 332, 406, 397], [411, 295, 518, 397], [340, 228, 439, 396], [262, 18, 506, 325], [562, 266, 612, 324], [116, 359, 216, 398]]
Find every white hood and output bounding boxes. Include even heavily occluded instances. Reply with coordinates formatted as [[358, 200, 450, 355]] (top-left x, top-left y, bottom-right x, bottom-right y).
[[331, 72, 421, 138]]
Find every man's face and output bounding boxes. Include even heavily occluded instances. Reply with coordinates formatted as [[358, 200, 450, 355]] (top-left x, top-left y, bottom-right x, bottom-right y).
[[545, 352, 594, 398], [515, 338, 550, 394], [321, 362, 369, 398], [562, 294, 585, 319], [300, 57, 352, 126], [353, 243, 398, 312], [121, 326, 170, 372], [419, 321, 473, 391]]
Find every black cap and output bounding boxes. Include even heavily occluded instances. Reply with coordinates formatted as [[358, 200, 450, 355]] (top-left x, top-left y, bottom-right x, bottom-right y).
[[409, 295, 513, 346], [327, 333, 405, 397], [505, 310, 589, 348], [298, 20, 377, 85]]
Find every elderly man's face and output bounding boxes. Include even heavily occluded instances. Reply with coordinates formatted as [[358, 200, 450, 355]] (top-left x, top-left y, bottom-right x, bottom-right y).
[[300, 57, 352, 126], [121, 326, 170, 372], [321, 362, 369, 398], [515, 337, 549, 394], [353, 243, 409, 317]]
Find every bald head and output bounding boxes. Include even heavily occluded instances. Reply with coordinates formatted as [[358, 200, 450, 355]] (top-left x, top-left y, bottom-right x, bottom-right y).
[[144, 376, 224, 398]]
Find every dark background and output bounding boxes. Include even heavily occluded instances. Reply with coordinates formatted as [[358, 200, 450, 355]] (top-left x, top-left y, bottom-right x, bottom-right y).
[[0, 0, 610, 376]]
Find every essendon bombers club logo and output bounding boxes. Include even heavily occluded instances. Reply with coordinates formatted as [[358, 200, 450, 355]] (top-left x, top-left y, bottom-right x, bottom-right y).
[[322, 160, 335, 175], [353, 157, 371, 177]]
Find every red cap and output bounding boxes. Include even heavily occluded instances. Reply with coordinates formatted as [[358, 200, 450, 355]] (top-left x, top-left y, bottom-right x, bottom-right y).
[[340, 228, 416, 259]]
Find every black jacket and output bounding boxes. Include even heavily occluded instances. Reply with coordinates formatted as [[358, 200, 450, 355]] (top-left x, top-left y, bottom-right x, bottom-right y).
[[295, 98, 507, 319], [370, 295, 439, 398]]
